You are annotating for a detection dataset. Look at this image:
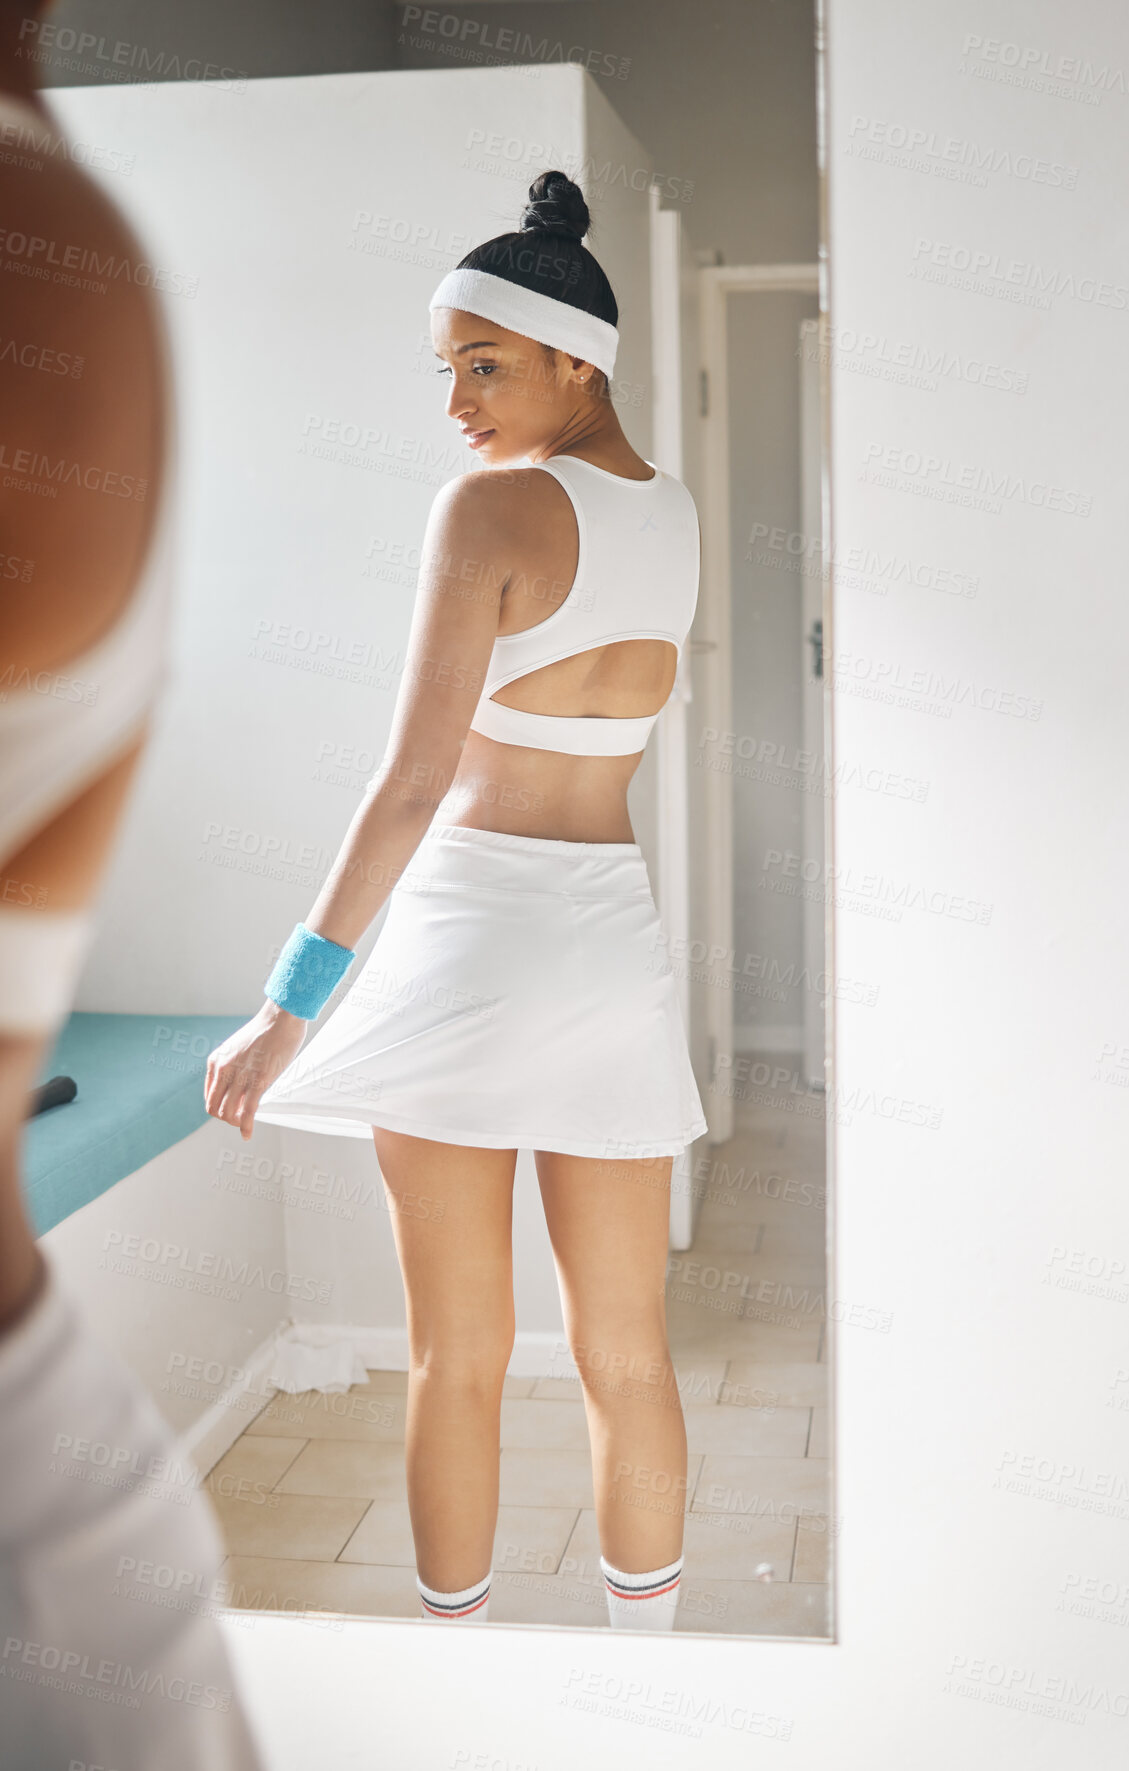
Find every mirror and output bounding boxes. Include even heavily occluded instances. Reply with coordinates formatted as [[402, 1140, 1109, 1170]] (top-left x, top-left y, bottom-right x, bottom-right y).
[[25, 0, 829, 1646]]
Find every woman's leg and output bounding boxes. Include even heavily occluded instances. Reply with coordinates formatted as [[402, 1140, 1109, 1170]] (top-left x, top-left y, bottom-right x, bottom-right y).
[[534, 1150, 686, 1608], [372, 1127, 517, 1606]]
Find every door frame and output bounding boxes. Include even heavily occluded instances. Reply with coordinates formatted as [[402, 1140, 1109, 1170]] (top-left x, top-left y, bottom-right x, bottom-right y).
[[698, 263, 821, 1148], [649, 188, 697, 1250], [799, 314, 828, 1089]]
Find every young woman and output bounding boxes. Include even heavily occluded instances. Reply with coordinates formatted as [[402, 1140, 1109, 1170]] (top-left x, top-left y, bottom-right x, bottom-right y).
[[205, 169, 708, 1631], [0, 49, 265, 1771]]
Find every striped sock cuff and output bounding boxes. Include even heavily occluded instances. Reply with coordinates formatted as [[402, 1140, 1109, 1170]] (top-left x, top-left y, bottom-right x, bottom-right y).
[[600, 1554, 683, 1601], [416, 1571, 492, 1619]]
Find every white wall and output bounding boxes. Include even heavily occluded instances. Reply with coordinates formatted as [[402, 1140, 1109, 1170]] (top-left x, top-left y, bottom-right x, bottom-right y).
[[42, 0, 821, 266], [42, 1119, 290, 1458], [581, 67, 659, 862], [58, 63, 644, 1017], [220, 3, 1129, 1766], [392, 0, 820, 268], [273, 1126, 569, 1351], [61, 61, 661, 1012]]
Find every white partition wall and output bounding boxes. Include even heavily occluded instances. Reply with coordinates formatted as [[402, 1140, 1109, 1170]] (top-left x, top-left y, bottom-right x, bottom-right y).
[[53, 63, 657, 1017]]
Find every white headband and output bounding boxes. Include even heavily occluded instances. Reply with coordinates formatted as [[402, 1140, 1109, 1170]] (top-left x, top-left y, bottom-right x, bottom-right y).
[[429, 266, 618, 380]]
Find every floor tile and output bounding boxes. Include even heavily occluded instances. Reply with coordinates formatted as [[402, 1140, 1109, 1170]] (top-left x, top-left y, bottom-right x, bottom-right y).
[[667, 1265, 825, 1319], [553, 1508, 607, 1588], [721, 1360, 828, 1409], [490, 1506, 581, 1576], [351, 1369, 408, 1394], [666, 1300, 823, 1362], [334, 1499, 583, 1579], [793, 1518, 833, 1583], [210, 1491, 369, 1560], [672, 1357, 738, 1408], [335, 1499, 416, 1566], [246, 1389, 407, 1442], [531, 1358, 732, 1406], [204, 1435, 306, 1495], [754, 1220, 831, 1260], [683, 1400, 810, 1458], [221, 1553, 418, 1619], [702, 1178, 824, 1220], [674, 1252, 827, 1291], [691, 1454, 832, 1527], [673, 1355, 731, 1395], [676, 1579, 830, 1636], [561, 1503, 794, 1587], [490, 1568, 609, 1628], [275, 1439, 406, 1502], [808, 1405, 829, 1458]]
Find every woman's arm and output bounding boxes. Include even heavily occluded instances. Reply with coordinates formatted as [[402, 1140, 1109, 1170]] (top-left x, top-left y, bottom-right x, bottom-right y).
[[302, 470, 512, 945], [204, 469, 516, 1136]]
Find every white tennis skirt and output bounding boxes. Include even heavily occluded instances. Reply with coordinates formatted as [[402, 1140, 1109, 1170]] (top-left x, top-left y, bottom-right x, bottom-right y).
[[255, 823, 708, 1160]]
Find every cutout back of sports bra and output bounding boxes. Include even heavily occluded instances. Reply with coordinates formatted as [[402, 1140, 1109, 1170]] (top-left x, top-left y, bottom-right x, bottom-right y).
[[467, 454, 701, 757]]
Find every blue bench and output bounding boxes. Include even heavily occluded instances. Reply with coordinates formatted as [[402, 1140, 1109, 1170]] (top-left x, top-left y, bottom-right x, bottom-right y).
[[24, 1012, 248, 1236]]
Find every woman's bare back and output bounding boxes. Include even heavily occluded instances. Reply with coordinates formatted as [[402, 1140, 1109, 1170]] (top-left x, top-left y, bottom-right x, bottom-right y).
[[435, 462, 682, 843]]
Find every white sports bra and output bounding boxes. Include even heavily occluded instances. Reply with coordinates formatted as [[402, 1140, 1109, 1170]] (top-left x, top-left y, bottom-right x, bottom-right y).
[[0, 475, 175, 1034], [467, 454, 700, 756], [0, 492, 175, 867]]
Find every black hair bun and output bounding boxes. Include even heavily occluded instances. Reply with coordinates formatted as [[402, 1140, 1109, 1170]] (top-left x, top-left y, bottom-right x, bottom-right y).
[[518, 169, 590, 241]]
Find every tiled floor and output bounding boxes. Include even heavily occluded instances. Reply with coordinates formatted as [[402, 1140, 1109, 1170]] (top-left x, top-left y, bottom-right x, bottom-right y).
[[206, 1074, 830, 1635]]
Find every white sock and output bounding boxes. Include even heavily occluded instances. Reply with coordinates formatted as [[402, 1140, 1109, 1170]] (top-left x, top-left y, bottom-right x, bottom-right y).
[[600, 1552, 683, 1630], [416, 1570, 492, 1621]]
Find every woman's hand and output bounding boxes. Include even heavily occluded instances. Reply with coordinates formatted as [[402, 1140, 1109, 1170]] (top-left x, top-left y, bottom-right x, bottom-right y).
[[204, 1000, 307, 1141]]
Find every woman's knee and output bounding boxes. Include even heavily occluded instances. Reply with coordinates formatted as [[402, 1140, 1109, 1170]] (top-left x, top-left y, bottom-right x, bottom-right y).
[[567, 1319, 674, 1395], [408, 1314, 515, 1394]]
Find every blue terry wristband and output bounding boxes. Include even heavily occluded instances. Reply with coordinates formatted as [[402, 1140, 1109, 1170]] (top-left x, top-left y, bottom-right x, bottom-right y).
[[264, 922, 356, 1020]]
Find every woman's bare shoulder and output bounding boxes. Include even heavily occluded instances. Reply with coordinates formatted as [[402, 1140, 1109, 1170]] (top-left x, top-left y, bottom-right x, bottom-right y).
[[431, 463, 569, 539], [420, 467, 570, 607]]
